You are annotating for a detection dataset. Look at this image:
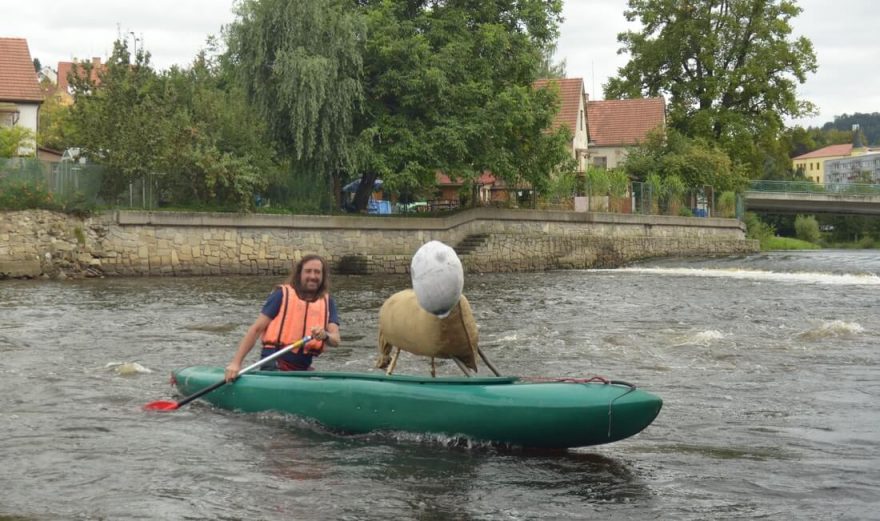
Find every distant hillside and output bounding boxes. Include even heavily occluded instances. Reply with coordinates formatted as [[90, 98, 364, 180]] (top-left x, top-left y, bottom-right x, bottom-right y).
[[822, 112, 880, 146]]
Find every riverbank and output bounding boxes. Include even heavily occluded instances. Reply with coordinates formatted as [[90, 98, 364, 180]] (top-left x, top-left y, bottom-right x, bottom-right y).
[[0, 208, 757, 278]]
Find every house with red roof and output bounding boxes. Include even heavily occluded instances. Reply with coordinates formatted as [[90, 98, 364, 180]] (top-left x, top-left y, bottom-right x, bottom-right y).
[[0, 37, 44, 155], [53, 58, 106, 105], [586, 97, 666, 169], [791, 144, 853, 184], [434, 78, 590, 209], [533, 78, 590, 172]]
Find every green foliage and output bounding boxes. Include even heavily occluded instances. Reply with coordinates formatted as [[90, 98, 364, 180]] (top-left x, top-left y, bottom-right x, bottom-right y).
[[817, 215, 880, 245], [0, 179, 54, 209], [608, 170, 629, 199], [762, 236, 820, 250], [717, 191, 737, 218], [621, 129, 748, 192], [794, 214, 820, 244], [66, 39, 280, 211], [743, 212, 776, 243], [68, 41, 171, 198], [73, 226, 86, 244], [227, 0, 364, 183], [822, 112, 880, 146], [0, 126, 35, 157], [606, 0, 817, 177], [159, 51, 279, 211], [357, 0, 569, 209], [227, 0, 571, 212], [782, 125, 853, 169], [544, 168, 578, 203], [37, 94, 75, 152], [587, 167, 610, 195]]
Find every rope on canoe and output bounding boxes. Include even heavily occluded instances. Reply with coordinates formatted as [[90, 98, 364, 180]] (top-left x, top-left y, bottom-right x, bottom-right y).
[[519, 375, 636, 386], [520, 376, 639, 439]]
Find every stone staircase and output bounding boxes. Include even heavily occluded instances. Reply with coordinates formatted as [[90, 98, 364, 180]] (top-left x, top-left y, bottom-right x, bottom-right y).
[[335, 254, 370, 275], [454, 233, 490, 257]]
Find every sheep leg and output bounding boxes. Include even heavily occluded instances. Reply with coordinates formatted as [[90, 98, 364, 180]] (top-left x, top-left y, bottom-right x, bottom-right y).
[[385, 347, 401, 376], [477, 347, 502, 376], [430, 357, 436, 378], [451, 356, 472, 377]]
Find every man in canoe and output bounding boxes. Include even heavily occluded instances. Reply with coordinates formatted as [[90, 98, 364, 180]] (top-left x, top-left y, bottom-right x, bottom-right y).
[[224, 254, 340, 381]]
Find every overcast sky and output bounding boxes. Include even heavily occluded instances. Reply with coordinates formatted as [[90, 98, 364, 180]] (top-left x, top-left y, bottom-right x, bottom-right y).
[[3, 0, 875, 128]]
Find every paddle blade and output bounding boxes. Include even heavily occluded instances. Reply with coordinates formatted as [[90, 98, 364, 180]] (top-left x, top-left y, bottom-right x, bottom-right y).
[[143, 400, 180, 411]]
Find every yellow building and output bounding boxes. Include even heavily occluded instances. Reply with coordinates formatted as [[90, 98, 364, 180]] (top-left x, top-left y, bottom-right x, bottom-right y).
[[792, 144, 853, 184]]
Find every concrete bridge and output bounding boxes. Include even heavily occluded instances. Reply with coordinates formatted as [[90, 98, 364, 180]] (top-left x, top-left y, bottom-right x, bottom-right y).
[[744, 181, 880, 216]]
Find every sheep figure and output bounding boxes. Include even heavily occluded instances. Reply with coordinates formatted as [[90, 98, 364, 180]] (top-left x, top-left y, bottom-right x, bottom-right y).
[[376, 240, 493, 377]]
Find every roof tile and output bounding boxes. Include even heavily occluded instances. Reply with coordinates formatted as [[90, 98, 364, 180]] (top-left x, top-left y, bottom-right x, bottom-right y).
[[533, 78, 585, 133], [586, 98, 666, 146], [792, 144, 853, 160], [0, 38, 44, 102]]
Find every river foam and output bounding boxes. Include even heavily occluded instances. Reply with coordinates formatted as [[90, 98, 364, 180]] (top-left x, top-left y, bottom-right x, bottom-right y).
[[604, 267, 880, 285], [796, 320, 865, 341]]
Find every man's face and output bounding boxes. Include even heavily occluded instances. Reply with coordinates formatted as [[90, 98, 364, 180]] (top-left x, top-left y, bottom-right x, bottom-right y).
[[300, 259, 323, 293]]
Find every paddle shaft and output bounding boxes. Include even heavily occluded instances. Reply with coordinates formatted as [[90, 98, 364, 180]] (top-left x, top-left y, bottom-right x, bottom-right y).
[[174, 336, 312, 408]]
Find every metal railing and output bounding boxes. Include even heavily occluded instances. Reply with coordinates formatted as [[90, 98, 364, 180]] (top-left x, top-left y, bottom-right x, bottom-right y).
[[748, 180, 880, 196]]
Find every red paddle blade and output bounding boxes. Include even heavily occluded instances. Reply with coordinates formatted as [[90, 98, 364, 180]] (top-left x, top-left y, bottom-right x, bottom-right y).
[[143, 400, 180, 411]]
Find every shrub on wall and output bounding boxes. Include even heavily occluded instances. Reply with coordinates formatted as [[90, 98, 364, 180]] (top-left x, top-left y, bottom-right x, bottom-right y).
[[0, 180, 54, 210], [717, 191, 737, 218]]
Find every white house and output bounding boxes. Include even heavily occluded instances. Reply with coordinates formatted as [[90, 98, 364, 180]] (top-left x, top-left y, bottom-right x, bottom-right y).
[[0, 37, 44, 155]]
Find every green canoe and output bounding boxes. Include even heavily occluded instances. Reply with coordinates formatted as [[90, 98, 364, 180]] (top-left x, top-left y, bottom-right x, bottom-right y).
[[171, 367, 662, 449]]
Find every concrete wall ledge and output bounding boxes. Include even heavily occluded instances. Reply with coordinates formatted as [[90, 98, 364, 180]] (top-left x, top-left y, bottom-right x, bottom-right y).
[[2, 209, 756, 279], [115, 208, 746, 233]]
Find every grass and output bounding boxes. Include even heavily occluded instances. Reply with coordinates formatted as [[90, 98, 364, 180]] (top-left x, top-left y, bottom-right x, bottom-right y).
[[761, 236, 820, 250]]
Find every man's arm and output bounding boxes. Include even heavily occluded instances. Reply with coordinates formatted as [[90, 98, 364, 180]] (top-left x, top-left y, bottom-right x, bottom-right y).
[[225, 313, 272, 381]]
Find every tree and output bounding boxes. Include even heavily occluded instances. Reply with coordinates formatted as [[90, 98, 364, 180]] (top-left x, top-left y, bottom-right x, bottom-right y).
[[606, 0, 817, 176], [226, 0, 365, 209], [823, 112, 880, 146], [351, 0, 570, 210], [0, 126, 35, 157], [67, 38, 279, 210], [622, 128, 748, 192], [159, 49, 279, 210], [67, 40, 172, 198], [226, 0, 572, 212], [38, 93, 74, 152]]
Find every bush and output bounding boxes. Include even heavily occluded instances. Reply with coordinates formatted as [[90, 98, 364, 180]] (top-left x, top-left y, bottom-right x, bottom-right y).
[[744, 212, 775, 242], [717, 191, 737, 218], [0, 179, 55, 210], [794, 214, 821, 244]]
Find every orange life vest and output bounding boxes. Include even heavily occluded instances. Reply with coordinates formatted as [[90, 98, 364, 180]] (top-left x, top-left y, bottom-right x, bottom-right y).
[[261, 284, 329, 355]]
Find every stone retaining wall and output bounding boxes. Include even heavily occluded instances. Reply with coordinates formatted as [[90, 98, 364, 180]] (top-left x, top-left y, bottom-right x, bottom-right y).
[[0, 209, 757, 279]]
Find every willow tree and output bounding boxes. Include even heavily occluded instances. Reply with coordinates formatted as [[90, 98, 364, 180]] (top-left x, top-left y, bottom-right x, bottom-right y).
[[605, 0, 817, 177], [226, 0, 365, 209]]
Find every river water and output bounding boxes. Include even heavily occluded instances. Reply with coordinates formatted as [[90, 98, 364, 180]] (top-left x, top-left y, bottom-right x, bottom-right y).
[[1, 250, 878, 520]]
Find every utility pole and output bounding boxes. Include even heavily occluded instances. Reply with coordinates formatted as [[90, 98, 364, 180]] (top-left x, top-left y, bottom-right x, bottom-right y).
[[129, 31, 138, 61]]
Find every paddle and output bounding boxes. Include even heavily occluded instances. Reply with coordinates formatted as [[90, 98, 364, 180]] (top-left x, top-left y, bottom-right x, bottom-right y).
[[143, 336, 312, 411]]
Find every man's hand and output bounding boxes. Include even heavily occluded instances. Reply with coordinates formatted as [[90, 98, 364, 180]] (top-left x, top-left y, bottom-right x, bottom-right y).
[[224, 362, 241, 382]]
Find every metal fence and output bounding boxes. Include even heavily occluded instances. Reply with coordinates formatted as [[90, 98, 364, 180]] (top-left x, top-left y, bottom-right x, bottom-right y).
[[2, 157, 750, 219], [749, 180, 880, 195], [0, 158, 164, 210]]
